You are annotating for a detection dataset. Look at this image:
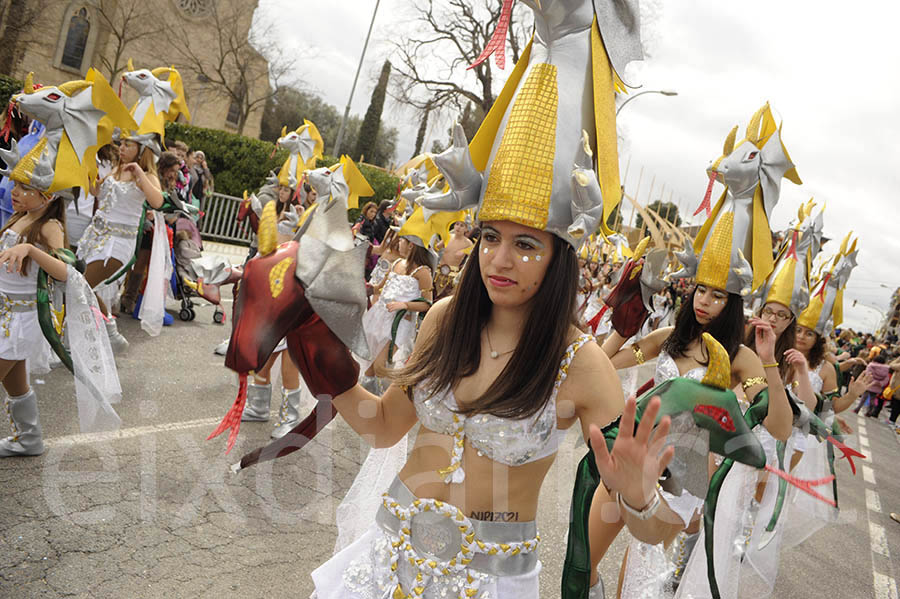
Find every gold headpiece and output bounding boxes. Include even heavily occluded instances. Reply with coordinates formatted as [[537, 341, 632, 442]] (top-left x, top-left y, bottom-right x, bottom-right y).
[[276, 120, 324, 188], [675, 103, 801, 296], [417, 4, 645, 248], [797, 232, 858, 335], [2, 69, 136, 195]]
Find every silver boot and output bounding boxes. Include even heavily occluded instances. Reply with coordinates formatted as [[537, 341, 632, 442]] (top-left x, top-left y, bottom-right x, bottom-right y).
[[0, 390, 44, 457], [105, 318, 129, 351], [666, 531, 700, 592], [588, 570, 605, 599], [271, 387, 303, 439], [241, 382, 271, 422]]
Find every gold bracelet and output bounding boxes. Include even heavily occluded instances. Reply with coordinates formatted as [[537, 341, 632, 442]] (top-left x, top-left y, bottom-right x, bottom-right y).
[[632, 345, 646, 365], [742, 376, 766, 390], [761, 362, 779, 369]]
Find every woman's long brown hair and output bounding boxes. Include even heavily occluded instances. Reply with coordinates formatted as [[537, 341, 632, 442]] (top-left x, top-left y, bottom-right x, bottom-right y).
[[1, 194, 69, 273], [394, 235, 579, 420]]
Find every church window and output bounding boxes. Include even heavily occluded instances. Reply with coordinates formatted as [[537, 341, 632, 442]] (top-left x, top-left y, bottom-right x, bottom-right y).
[[61, 8, 90, 70]]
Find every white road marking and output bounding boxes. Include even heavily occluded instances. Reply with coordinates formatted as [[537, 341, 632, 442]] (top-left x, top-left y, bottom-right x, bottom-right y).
[[863, 465, 876, 484], [874, 573, 899, 599], [870, 522, 890, 558], [866, 489, 883, 513], [860, 435, 870, 448], [44, 417, 222, 447]]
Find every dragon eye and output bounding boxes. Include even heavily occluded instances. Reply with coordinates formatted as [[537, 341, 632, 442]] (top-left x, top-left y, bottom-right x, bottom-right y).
[[747, 151, 758, 160], [693, 404, 736, 432], [138, 73, 147, 79], [45, 92, 61, 101]]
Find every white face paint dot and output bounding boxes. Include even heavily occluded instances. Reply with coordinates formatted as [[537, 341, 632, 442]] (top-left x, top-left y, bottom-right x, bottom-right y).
[[522, 256, 529, 262], [483, 247, 489, 254], [536, 255, 542, 261]]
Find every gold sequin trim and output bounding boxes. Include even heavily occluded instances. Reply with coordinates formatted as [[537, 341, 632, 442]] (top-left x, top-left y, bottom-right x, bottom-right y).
[[741, 376, 766, 390], [632, 344, 645, 365], [481, 63, 558, 230]]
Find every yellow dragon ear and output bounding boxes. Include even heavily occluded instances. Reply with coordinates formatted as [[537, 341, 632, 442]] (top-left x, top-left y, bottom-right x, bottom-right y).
[[150, 66, 171, 78], [127, 58, 135, 72], [57, 79, 92, 97], [722, 125, 738, 156], [280, 125, 287, 139], [632, 236, 650, 261], [700, 332, 732, 390], [24, 72, 34, 94], [257, 201, 278, 256]]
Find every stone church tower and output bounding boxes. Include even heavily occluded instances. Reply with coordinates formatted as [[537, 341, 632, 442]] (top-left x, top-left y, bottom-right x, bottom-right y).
[[0, 0, 270, 138]]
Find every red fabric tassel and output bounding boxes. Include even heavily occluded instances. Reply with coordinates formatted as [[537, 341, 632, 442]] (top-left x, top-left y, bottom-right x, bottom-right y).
[[587, 304, 608, 334], [469, 0, 515, 70], [693, 170, 717, 217], [787, 230, 799, 261], [117, 77, 124, 98], [825, 435, 866, 475], [207, 373, 248, 454], [635, 378, 656, 399], [765, 464, 836, 507]]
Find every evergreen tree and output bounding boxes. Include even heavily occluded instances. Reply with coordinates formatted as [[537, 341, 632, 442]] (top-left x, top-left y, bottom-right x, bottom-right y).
[[413, 106, 430, 158], [354, 60, 391, 163]]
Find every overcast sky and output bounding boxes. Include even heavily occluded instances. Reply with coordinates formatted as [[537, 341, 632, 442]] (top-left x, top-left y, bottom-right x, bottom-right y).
[[256, 0, 900, 333]]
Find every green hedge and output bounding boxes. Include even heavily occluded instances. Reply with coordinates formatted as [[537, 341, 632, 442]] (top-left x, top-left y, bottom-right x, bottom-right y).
[[164, 122, 399, 223], [0, 74, 23, 110]]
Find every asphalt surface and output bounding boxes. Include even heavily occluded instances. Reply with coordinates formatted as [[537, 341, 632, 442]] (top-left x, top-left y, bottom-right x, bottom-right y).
[[0, 243, 897, 598]]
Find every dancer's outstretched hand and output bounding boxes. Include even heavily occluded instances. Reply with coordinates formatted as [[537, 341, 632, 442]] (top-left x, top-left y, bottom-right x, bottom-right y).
[[590, 396, 674, 511]]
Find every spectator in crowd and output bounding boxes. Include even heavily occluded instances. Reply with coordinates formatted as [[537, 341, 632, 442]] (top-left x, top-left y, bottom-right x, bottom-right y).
[[854, 353, 892, 416], [372, 200, 392, 243], [354, 201, 378, 243]]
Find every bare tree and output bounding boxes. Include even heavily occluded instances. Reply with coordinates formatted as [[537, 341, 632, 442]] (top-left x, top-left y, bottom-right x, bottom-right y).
[[94, 0, 167, 81], [169, 0, 292, 135], [390, 0, 531, 126], [0, 0, 51, 74]]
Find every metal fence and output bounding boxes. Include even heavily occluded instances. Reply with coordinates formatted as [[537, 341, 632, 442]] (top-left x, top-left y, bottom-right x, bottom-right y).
[[198, 192, 252, 246]]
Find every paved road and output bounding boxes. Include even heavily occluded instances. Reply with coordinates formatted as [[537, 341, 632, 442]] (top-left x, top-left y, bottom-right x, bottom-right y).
[[0, 244, 898, 597]]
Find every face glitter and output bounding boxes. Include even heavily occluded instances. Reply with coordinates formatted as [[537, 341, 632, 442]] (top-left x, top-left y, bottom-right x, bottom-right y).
[[521, 256, 529, 262], [483, 247, 490, 254]]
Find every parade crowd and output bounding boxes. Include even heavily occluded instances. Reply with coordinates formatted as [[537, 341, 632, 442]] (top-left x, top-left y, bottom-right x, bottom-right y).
[[0, 3, 896, 599]]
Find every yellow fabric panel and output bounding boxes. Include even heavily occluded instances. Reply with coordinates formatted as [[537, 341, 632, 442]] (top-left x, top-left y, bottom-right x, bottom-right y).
[[833, 288, 844, 328], [700, 333, 731, 390], [695, 211, 733, 291], [53, 134, 91, 192], [135, 100, 166, 137], [766, 254, 797, 308], [469, 38, 533, 172], [480, 63, 558, 230], [341, 155, 375, 210], [277, 160, 293, 189], [591, 18, 622, 236], [751, 187, 774, 291], [797, 292, 824, 331], [693, 190, 727, 252], [298, 203, 318, 229], [304, 120, 324, 167]]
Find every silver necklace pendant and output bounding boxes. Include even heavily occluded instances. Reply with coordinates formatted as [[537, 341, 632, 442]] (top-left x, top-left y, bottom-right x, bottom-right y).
[[490, 350, 499, 359]]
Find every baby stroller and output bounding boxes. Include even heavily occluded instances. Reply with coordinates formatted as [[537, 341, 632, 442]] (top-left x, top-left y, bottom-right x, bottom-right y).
[[182, 255, 242, 324]]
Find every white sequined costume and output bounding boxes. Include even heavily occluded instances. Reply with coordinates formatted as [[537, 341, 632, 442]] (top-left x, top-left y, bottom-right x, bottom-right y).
[[0, 229, 51, 372], [77, 177, 145, 266], [357, 260, 429, 371], [313, 336, 592, 599]]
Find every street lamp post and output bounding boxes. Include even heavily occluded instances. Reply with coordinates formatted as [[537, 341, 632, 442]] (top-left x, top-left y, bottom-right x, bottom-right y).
[[616, 89, 678, 116], [333, 0, 381, 157]]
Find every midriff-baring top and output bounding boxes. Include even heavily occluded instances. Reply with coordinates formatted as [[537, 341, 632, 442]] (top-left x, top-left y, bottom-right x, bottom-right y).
[[413, 334, 593, 483], [96, 177, 146, 227]]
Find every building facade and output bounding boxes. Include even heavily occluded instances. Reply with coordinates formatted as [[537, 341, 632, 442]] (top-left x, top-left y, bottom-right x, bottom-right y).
[[0, 0, 270, 138]]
